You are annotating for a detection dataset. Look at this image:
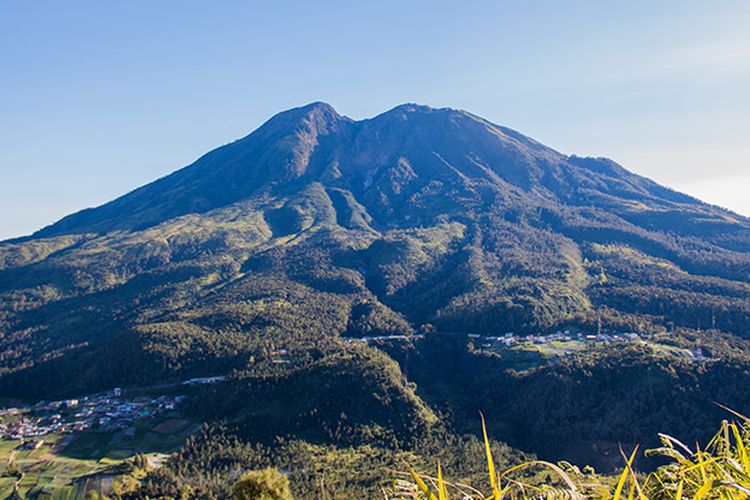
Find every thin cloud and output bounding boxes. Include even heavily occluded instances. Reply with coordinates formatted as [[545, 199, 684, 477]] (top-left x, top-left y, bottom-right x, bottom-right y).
[[657, 39, 750, 74]]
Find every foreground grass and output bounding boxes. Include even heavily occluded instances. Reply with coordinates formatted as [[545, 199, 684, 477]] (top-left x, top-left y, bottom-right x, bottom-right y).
[[391, 409, 750, 499]]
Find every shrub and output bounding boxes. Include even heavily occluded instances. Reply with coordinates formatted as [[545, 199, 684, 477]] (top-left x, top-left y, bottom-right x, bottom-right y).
[[233, 468, 293, 500]]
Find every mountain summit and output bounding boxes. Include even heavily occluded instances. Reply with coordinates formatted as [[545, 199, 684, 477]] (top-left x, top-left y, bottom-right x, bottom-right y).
[[2, 103, 750, 397], [37, 102, 713, 238]]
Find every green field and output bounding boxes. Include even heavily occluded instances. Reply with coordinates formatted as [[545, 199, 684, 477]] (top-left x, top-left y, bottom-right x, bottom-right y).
[[0, 416, 197, 498], [486, 340, 588, 371], [488, 339, 695, 372]]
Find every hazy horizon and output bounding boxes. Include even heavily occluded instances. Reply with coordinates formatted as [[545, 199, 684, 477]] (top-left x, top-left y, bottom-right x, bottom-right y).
[[2, 0, 749, 240]]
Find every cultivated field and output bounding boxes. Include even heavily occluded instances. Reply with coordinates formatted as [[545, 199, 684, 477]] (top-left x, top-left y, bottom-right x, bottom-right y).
[[0, 416, 198, 498]]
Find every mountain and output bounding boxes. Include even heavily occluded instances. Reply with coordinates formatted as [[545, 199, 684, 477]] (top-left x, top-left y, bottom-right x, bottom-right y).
[[3, 103, 750, 484], [32, 102, 748, 243], [3, 101, 750, 385]]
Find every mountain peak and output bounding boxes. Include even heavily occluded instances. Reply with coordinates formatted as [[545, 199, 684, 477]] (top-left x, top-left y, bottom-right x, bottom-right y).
[[377, 102, 462, 118], [390, 102, 439, 113], [289, 101, 342, 120], [260, 101, 346, 133]]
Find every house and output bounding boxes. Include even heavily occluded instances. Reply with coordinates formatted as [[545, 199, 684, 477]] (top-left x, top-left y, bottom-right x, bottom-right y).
[[71, 422, 87, 432], [17, 439, 44, 451], [183, 376, 226, 385]]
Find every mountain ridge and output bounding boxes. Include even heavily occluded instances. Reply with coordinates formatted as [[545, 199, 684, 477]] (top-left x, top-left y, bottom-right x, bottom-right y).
[[32, 101, 741, 241]]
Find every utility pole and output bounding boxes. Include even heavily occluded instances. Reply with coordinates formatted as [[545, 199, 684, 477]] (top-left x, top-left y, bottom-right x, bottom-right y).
[[712, 308, 716, 330]]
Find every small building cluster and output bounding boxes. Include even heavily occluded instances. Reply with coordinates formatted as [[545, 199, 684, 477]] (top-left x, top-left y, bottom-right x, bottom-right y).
[[345, 334, 425, 344], [182, 375, 226, 385], [0, 389, 184, 441], [344, 330, 647, 346], [472, 330, 642, 348]]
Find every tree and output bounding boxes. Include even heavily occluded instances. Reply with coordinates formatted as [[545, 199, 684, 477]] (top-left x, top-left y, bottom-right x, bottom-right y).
[[233, 468, 293, 500]]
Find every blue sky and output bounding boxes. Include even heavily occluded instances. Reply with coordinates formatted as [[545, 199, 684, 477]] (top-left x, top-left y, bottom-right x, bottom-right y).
[[1, 1, 749, 240]]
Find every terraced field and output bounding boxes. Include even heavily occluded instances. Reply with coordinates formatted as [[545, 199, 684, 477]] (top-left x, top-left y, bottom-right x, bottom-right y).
[[0, 417, 198, 498]]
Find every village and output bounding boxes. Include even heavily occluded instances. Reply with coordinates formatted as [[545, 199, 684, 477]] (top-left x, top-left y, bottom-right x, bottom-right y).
[[347, 329, 645, 346], [348, 328, 710, 362], [470, 330, 643, 348], [0, 389, 185, 447]]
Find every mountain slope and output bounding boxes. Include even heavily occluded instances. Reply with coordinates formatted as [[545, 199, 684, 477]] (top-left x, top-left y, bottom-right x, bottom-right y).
[[1, 102, 750, 400]]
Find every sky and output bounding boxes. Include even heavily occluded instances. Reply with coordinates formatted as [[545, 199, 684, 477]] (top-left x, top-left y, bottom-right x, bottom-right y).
[[1, 1, 749, 240]]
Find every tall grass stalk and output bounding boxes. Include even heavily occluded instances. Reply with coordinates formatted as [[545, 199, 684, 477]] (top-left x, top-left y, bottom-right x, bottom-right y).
[[390, 408, 750, 499]]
